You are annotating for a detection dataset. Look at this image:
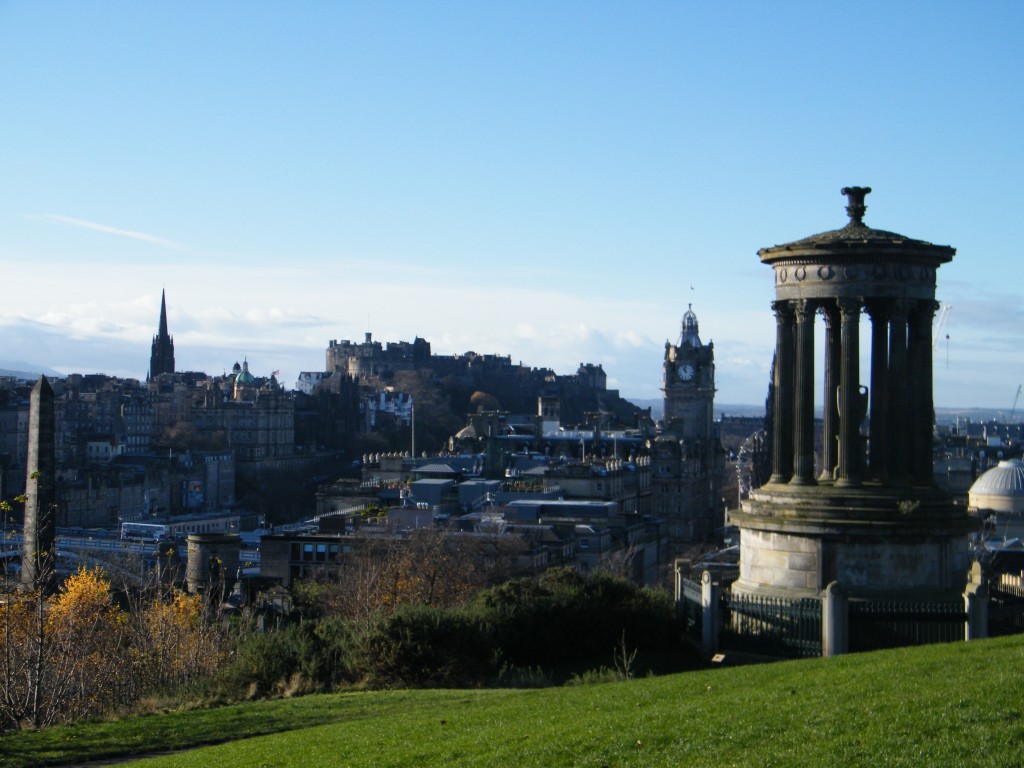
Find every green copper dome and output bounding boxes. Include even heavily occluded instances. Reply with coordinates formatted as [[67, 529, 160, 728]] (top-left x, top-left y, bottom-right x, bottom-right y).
[[235, 359, 255, 385]]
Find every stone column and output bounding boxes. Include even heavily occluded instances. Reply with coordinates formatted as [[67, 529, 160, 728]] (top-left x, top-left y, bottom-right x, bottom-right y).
[[866, 301, 890, 482], [909, 300, 938, 483], [836, 297, 862, 487], [887, 300, 910, 483], [820, 303, 841, 481], [792, 300, 817, 485], [769, 301, 795, 484]]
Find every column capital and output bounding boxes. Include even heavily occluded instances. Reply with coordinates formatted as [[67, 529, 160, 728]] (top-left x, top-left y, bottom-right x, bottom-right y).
[[889, 298, 912, 322], [863, 298, 892, 321], [772, 300, 795, 319], [911, 299, 941, 321], [793, 299, 817, 320], [837, 296, 862, 318], [818, 301, 840, 326]]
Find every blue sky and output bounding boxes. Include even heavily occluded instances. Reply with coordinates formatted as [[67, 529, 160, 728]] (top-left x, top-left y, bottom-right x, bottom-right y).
[[1, 2, 1021, 409]]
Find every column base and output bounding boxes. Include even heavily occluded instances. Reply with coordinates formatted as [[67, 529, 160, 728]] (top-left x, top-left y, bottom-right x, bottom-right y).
[[789, 475, 818, 487]]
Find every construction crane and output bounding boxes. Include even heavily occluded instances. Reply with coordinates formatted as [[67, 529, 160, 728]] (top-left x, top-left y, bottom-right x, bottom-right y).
[[1011, 385, 1023, 423], [932, 303, 952, 348]]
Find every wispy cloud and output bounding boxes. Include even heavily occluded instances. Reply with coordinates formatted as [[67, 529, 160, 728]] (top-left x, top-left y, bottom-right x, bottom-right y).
[[27, 214, 185, 250]]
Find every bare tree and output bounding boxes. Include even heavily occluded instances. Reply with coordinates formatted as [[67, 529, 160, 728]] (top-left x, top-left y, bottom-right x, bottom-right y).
[[296, 527, 529, 623]]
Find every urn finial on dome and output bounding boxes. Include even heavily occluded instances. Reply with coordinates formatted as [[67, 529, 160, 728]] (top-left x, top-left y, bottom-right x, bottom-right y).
[[840, 186, 871, 225]]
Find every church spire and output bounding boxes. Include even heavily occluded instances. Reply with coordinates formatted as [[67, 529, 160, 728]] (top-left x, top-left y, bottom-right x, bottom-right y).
[[149, 289, 175, 380], [158, 289, 169, 337]]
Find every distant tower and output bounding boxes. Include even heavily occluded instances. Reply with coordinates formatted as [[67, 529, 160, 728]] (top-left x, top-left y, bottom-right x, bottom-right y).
[[186, 533, 241, 596], [653, 304, 725, 549], [21, 376, 56, 593], [233, 359, 257, 402], [149, 289, 175, 379], [662, 305, 715, 441]]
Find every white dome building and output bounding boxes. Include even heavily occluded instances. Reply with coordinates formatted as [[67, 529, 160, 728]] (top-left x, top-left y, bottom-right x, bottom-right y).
[[968, 459, 1024, 516], [969, 459, 1024, 552]]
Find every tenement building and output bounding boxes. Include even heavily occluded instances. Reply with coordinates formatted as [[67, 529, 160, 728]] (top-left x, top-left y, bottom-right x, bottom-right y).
[[731, 186, 975, 599]]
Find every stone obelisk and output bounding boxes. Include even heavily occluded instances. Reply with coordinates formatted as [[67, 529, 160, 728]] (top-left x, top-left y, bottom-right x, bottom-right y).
[[21, 376, 56, 593]]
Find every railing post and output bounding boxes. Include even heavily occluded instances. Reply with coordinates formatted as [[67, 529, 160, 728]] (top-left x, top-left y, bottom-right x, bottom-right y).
[[822, 581, 848, 657], [701, 570, 720, 655], [964, 561, 989, 641], [674, 558, 686, 603]]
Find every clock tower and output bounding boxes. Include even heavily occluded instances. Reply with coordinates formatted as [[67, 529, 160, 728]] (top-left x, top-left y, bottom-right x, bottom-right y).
[[654, 304, 724, 550], [662, 304, 715, 442]]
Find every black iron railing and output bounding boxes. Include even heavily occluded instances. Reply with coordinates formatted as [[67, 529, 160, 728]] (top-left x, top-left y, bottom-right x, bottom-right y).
[[989, 579, 1024, 637], [849, 600, 965, 651], [720, 590, 822, 659]]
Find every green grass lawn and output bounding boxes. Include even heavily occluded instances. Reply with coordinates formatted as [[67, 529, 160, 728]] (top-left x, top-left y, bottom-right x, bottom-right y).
[[3, 635, 1023, 768]]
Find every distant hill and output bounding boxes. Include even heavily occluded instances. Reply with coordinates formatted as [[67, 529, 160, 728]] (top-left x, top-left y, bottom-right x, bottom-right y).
[[0, 362, 60, 380], [934, 406, 1018, 425]]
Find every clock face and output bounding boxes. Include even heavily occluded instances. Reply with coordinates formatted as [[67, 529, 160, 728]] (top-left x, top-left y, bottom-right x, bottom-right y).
[[678, 364, 695, 381]]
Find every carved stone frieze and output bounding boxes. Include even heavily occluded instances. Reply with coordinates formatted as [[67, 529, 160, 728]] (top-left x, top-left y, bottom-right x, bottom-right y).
[[773, 260, 936, 301]]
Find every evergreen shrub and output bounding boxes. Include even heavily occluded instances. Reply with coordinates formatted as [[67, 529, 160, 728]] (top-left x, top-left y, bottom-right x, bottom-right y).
[[217, 570, 696, 697]]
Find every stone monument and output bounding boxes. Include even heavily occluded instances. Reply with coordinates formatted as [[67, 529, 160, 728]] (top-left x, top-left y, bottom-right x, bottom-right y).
[[21, 376, 56, 593], [730, 187, 976, 599]]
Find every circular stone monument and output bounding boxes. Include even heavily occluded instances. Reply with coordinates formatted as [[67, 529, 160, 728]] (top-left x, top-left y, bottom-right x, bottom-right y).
[[730, 187, 976, 599]]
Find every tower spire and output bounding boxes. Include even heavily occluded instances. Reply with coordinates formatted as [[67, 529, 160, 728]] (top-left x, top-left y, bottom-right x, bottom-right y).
[[149, 289, 175, 380], [158, 288, 169, 337]]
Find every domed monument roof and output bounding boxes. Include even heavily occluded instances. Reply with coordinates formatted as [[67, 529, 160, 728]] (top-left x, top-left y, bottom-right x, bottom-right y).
[[969, 459, 1024, 515], [758, 187, 955, 266]]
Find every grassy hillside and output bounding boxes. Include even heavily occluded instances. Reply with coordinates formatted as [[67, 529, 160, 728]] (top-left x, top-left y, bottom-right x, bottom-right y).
[[3, 635, 1023, 768]]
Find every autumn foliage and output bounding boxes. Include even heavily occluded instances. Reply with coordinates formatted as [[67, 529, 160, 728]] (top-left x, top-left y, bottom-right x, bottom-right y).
[[1, 566, 228, 732]]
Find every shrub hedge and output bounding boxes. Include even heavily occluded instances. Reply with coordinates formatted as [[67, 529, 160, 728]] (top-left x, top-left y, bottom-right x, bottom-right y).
[[214, 570, 698, 697]]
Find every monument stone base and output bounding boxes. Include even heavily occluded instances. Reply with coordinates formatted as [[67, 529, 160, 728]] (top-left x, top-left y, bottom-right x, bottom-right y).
[[731, 481, 976, 599]]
